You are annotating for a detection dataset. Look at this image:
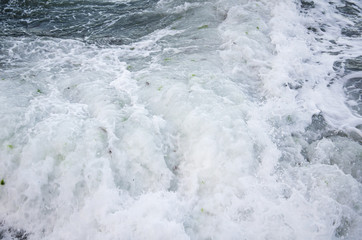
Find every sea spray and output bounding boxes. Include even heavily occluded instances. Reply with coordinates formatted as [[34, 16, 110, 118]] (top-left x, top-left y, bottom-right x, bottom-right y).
[[0, 0, 361, 239]]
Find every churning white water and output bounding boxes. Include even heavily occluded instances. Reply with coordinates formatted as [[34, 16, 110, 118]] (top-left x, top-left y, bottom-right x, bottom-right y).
[[0, 0, 361, 239]]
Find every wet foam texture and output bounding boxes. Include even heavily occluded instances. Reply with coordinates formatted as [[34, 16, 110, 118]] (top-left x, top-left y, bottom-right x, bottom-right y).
[[0, 0, 361, 239]]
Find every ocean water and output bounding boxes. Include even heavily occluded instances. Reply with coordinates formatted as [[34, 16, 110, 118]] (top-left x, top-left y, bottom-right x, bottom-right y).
[[0, 0, 361, 239]]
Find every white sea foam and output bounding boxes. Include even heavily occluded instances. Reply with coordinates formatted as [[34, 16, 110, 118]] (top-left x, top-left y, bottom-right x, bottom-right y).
[[0, 0, 361, 239]]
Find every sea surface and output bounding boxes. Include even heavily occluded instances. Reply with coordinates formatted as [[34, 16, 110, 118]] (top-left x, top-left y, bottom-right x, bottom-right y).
[[0, 0, 362, 239]]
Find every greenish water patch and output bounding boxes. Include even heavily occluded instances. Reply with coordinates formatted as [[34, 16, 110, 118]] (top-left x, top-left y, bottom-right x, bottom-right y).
[[198, 25, 208, 30]]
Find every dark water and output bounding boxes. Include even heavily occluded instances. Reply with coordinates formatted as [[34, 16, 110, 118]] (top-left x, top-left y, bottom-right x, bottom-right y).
[[0, 0, 180, 44]]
